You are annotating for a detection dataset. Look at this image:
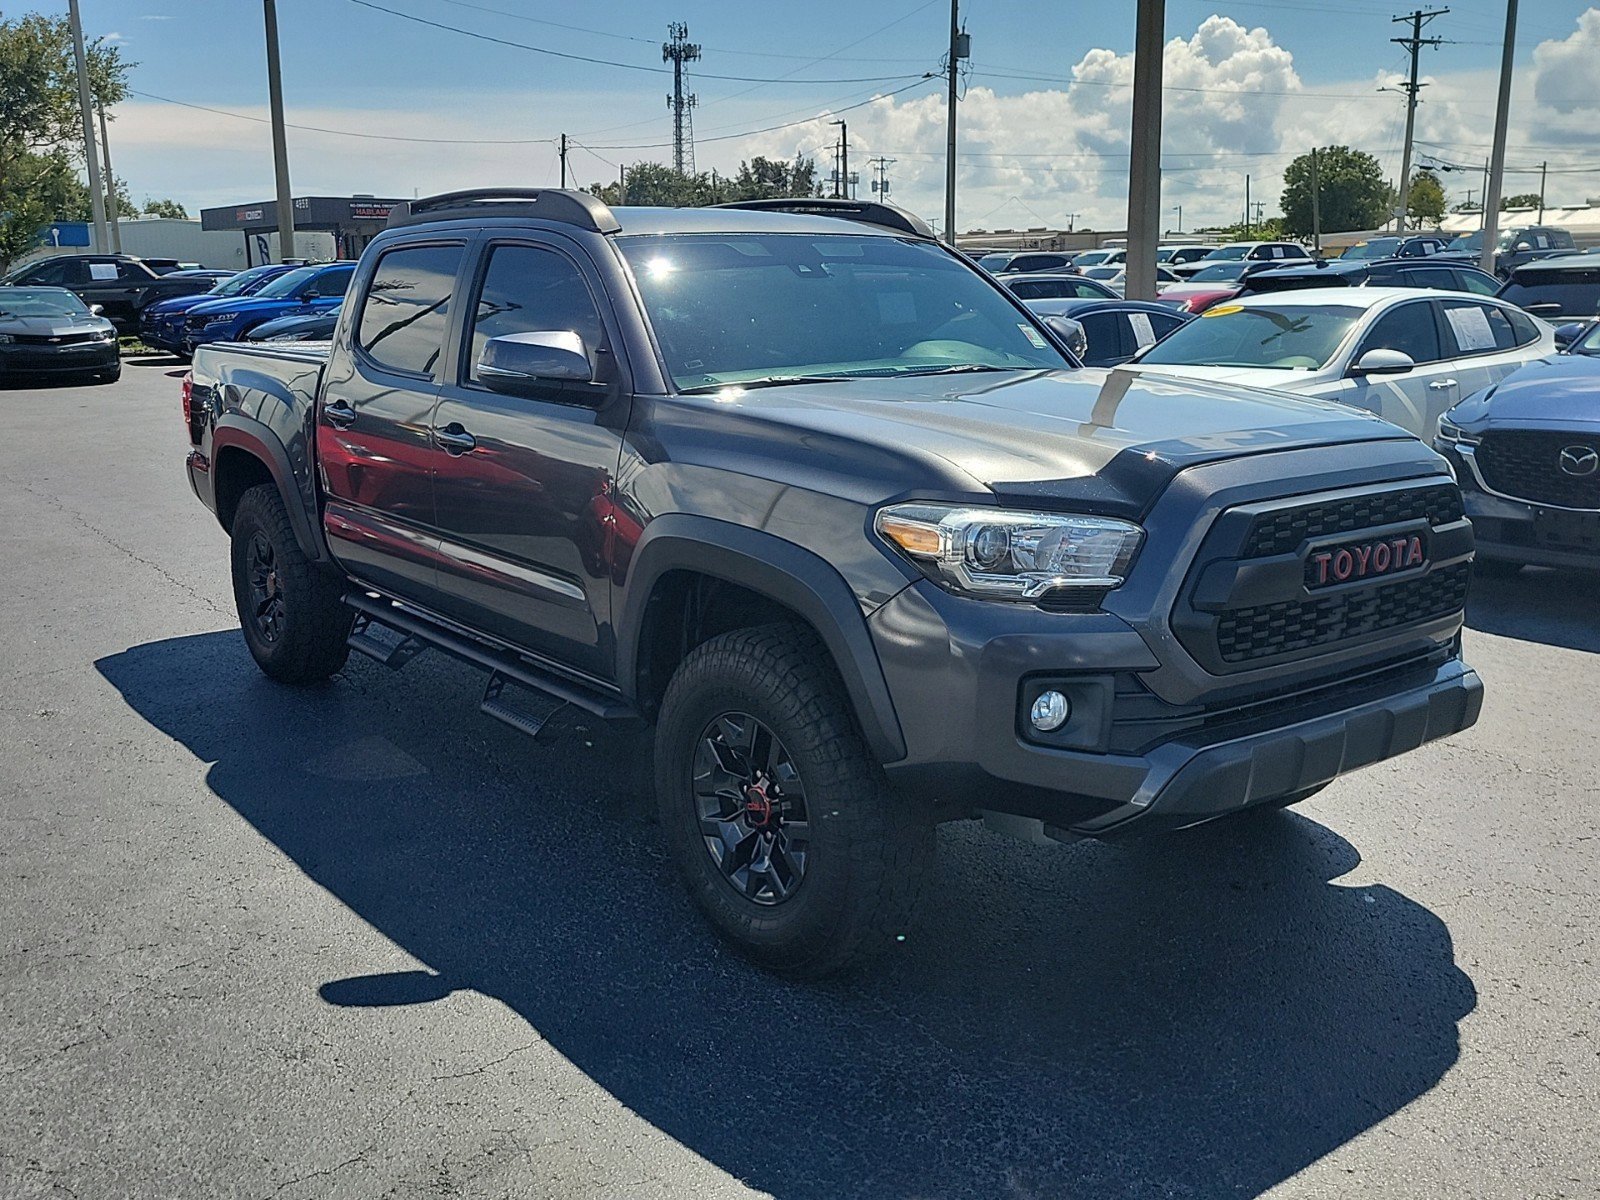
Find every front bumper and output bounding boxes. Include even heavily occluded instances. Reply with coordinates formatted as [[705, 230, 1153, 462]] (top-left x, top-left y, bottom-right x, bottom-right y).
[[871, 577, 1481, 839], [0, 342, 120, 375], [1439, 441, 1600, 569]]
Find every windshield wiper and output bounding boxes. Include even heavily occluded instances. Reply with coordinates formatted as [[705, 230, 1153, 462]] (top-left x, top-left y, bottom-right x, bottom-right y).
[[892, 364, 1014, 377], [679, 374, 859, 395]]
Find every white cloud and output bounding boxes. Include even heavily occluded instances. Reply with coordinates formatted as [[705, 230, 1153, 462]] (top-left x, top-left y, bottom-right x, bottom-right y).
[[1533, 7, 1600, 119]]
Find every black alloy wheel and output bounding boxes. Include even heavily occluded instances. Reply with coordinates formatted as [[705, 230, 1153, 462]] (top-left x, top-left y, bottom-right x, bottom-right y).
[[246, 530, 286, 644], [693, 712, 810, 905]]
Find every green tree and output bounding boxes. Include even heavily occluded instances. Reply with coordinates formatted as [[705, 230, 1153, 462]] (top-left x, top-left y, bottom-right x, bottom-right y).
[[1407, 170, 1446, 225], [142, 196, 189, 219], [0, 12, 130, 268], [1501, 193, 1542, 210], [1279, 146, 1392, 238], [587, 155, 821, 208], [727, 155, 821, 200], [586, 162, 711, 207]]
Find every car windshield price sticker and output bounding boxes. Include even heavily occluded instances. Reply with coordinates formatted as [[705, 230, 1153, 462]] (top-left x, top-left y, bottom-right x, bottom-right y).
[[1129, 312, 1157, 348], [1445, 305, 1496, 351], [1020, 323, 1049, 348], [88, 262, 118, 280]]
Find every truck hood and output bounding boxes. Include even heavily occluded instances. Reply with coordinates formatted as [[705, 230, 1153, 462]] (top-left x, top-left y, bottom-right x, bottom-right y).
[[1126, 363, 1325, 392], [668, 367, 1411, 518], [1446, 353, 1600, 428]]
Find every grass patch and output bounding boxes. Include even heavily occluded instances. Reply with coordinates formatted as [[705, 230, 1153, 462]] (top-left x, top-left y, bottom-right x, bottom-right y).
[[119, 336, 160, 357]]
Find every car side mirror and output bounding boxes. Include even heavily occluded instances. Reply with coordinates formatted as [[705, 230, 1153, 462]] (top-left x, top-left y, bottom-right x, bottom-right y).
[[1350, 348, 1416, 376], [299, 289, 320, 301], [1041, 315, 1088, 360], [1553, 322, 1586, 351], [478, 331, 596, 397], [88, 303, 104, 316]]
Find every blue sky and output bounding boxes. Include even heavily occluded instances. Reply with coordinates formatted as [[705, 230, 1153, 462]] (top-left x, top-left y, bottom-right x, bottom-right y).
[[34, 0, 1600, 232]]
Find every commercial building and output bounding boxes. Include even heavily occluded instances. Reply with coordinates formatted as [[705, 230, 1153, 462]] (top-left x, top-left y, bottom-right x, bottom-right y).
[[199, 195, 408, 265]]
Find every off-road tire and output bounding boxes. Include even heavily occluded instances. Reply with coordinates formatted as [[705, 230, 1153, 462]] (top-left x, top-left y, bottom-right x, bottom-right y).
[[229, 483, 352, 684], [655, 623, 933, 978]]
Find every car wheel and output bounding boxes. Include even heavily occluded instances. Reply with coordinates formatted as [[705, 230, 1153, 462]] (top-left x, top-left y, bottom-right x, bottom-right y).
[[229, 483, 353, 684], [655, 623, 933, 978]]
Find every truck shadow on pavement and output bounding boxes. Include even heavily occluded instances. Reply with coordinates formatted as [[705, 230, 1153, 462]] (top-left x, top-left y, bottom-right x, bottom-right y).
[[1465, 567, 1600, 654], [98, 631, 1477, 1200]]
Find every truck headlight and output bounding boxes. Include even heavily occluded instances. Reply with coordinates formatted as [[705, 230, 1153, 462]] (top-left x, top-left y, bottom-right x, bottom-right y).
[[876, 503, 1144, 599]]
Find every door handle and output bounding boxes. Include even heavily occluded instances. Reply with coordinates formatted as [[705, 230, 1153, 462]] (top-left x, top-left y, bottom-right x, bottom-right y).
[[434, 424, 477, 455], [324, 398, 357, 428], [1427, 379, 1458, 390]]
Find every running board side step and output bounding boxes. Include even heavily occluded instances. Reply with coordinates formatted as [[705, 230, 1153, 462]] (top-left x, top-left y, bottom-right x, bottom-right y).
[[342, 592, 639, 729]]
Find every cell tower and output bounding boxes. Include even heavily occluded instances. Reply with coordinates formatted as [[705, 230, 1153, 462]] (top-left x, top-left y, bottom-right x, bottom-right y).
[[664, 22, 701, 175]]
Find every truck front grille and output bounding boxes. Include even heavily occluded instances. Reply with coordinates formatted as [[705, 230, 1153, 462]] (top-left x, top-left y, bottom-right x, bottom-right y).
[[1475, 430, 1600, 510], [1173, 480, 1472, 673], [1215, 562, 1471, 663]]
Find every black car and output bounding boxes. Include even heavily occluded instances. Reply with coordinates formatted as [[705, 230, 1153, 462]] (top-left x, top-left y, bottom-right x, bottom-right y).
[[0, 286, 121, 384], [1339, 236, 1452, 261], [1495, 255, 1600, 322], [1439, 224, 1577, 278], [1241, 257, 1500, 297], [1435, 319, 1600, 574], [242, 302, 343, 343], [1, 254, 215, 334], [998, 272, 1118, 301], [1021, 297, 1189, 366], [976, 250, 1078, 275]]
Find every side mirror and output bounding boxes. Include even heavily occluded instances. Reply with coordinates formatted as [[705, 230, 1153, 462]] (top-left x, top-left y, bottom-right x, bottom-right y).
[[1553, 322, 1586, 351], [299, 289, 320, 301], [1041, 315, 1088, 360], [478, 331, 595, 396], [88, 303, 104, 316], [1350, 348, 1416, 376]]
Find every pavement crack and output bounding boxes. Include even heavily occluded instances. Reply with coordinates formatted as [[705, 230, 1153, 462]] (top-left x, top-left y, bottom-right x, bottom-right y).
[[430, 1039, 544, 1081]]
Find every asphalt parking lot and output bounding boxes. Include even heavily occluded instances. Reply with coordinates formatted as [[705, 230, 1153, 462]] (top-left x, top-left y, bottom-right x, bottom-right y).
[[2, 357, 1596, 1199]]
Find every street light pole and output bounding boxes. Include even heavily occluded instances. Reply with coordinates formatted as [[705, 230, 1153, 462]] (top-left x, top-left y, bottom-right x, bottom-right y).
[[96, 101, 122, 253], [263, 0, 297, 260], [1124, 0, 1165, 301], [943, 0, 961, 243], [67, 0, 108, 254]]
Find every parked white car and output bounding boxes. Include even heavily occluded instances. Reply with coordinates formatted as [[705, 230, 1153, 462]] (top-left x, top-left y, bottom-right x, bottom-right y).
[[1128, 288, 1556, 438]]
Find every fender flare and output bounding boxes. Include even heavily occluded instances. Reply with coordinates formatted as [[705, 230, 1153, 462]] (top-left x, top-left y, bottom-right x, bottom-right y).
[[617, 514, 907, 764], [210, 415, 329, 563]]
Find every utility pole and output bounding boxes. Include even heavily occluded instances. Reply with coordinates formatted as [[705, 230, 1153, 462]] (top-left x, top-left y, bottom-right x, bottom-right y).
[[263, 0, 296, 260], [1124, 0, 1165, 301], [869, 156, 896, 201], [559, 133, 568, 187], [1479, 0, 1516, 275], [67, 0, 108, 253], [95, 101, 122, 253], [1310, 147, 1322, 253], [1252, 200, 1266, 227], [1537, 159, 1547, 221], [943, 0, 968, 244], [664, 22, 700, 175], [835, 122, 849, 201], [1173, 204, 1182, 234], [1244, 174, 1251, 238], [1391, 8, 1449, 234], [618, 164, 626, 204]]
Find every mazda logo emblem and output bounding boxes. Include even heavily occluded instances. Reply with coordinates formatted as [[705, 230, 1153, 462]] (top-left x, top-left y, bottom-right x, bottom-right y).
[[1558, 445, 1599, 478]]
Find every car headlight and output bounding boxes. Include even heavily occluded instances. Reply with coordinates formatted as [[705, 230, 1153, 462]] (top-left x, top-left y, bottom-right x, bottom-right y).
[[91, 328, 116, 342], [0, 333, 13, 344], [875, 503, 1144, 600], [1437, 420, 1480, 446]]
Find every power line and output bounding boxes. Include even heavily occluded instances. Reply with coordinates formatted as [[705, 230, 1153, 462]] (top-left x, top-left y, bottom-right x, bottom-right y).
[[1389, 7, 1449, 233], [344, 0, 924, 85], [127, 88, 557, 144]]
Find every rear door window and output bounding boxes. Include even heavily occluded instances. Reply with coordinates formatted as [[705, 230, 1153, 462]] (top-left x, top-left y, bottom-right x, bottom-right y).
[[355, 243, 465, 377], [1356, 300, 1442, 364], [1451, 269, 1499, 296], [1439, 299, 1517, 356], [1077, 311, 1128, 365]]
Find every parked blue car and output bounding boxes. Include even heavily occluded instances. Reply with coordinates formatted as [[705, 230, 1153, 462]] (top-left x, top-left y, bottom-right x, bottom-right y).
[[1435, 319, 1600, 574], [182, 261, 356, 353], [139, 263, 298, 356]]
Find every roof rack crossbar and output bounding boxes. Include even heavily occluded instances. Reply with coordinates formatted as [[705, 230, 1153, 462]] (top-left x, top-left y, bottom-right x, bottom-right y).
[[710, 197, 935, 240], [386, 188, 621, 234]]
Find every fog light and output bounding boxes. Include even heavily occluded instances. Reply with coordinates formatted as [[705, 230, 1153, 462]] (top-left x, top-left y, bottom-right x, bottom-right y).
[[1030, 690, 1070, 732]]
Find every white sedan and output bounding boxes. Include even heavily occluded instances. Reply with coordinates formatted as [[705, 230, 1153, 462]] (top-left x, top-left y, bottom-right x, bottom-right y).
[[1127, 288, 1556, 437]]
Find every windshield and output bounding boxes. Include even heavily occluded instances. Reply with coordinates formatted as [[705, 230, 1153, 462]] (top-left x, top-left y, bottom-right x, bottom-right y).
[[253, 266, 318, 299], [620, 232, 1070, 391], [210, 267, 279, 298], [0, 287, 91, 317], [976, 253, 1012, 271], [1188, 262, 1249, 282], [1138, 303, 1363, 370], [1203, 245, 1250, 261], [1343, 239, 1399, 260], [1571, 322, 1600, 355], [1074, 251, 1112, 266]]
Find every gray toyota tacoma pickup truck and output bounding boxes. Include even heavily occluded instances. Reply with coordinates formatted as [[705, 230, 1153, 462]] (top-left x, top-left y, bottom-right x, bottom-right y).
[[182, 191, 1483, 976]]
